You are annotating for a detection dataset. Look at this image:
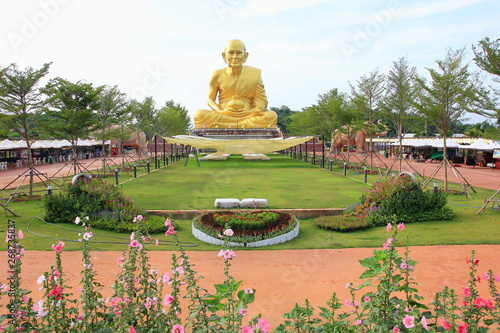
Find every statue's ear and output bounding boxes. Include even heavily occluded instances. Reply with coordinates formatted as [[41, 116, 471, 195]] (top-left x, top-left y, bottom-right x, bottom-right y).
[[243, 52, 249, 63]]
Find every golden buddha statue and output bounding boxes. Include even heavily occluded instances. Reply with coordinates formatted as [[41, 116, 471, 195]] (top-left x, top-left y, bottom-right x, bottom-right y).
[[193, 39, 278, 128]]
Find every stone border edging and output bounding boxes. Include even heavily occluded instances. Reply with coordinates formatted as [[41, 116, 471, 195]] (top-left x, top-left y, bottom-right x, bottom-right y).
[[191, 218, 300, 248]]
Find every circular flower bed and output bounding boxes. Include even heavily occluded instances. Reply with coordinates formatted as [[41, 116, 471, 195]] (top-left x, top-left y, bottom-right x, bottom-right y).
[[192, 211, 299, 247]]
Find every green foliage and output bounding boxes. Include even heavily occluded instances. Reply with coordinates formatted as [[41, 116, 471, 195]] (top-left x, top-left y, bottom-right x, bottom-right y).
[[313, 215, 370, 232], [213, 211, 279, 230], [341, 175, 454, 229], [42, 177, 166, 233]]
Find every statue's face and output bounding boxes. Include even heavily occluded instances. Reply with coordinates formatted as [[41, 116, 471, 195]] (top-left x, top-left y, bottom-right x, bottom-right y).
[[222, 41, 248, 68]]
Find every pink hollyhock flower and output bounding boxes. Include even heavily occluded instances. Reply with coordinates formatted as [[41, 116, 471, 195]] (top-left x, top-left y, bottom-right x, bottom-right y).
[[171, 324, 184, 333], [163, 272, 171, 283], [345, 299, 352, 307], [364, 296, 371, 303], [239, 308, 247, 316], [354, 320, 362, 325], [421, 316, 429, 331], [175, 266, 184, 275], [117, 256, 125, 264], [48, 285, 63, 300], [83, 232, 93, 240], [165, 218, 172, 226], [0, 284, 7, 292], [165, 225, 177, 235], [129, 240, 140, 248], [397, 223, 405, 230], [155, 239, 159, 246], [440, 317, 452, 330], [163, 294, 174, 306], [129, 326, 136, 333], [386, 223, 392, 231], [473, 297, 485, 309], [136, 215, 143, 220], [458, 322, 468, 333], [403, 315, 415, 328], [17, 230, 24, 239], [130, 232, 135, 240], [223, 229, 234, 236], [245, 288, 254, 294], [392, 327, 400, 333], [75, 216, 81, 224], [51, 241, 65, 252], [242, 317, 270, 333], [463, 287, 471, 297]]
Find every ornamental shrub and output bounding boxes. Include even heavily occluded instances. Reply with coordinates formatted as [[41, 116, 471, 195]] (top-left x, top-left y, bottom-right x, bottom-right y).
[[343, 175, 454, 228], [42, 177, 167, 233], [213, 211, 280, 230], [313, 215, 370, 232]]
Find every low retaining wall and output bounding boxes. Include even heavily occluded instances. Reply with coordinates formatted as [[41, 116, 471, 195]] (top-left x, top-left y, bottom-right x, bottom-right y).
[[191, 219, 300, 248], [148, 208, 344, 219]]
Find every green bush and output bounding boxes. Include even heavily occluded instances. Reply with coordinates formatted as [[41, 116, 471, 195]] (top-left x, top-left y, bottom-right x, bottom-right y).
[[313, 215, 370, 232], [368, 181, 454, 226], [42, 177, 167, 233]]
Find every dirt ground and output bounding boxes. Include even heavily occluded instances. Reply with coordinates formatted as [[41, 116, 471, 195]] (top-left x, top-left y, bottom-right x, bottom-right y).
[[1, 245, 499, 328]]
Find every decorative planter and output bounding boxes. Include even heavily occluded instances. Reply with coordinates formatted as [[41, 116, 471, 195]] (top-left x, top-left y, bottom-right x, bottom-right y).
[[191, 217, 300, 248]]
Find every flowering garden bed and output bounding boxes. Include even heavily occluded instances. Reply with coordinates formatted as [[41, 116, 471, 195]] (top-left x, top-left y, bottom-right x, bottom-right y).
[[192, 211, 299, 247]]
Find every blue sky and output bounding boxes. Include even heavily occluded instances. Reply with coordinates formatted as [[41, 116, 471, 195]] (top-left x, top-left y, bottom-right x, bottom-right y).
[[1, 0, 499, 124]]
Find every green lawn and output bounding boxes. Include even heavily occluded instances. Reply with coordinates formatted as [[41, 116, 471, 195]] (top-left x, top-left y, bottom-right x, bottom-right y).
[[1, 154, 500, 251]]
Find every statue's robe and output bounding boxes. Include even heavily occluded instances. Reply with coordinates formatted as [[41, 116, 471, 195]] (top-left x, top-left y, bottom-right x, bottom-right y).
[[194, 66, 277, 128]]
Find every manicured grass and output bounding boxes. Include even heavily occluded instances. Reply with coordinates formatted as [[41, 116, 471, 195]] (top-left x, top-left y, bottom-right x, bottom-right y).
[[1, 154, 500, 251]]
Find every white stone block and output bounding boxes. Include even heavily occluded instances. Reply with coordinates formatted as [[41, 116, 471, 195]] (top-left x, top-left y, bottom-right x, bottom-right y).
[[214, 198, 240, 208], [239, 198, 268, 208]]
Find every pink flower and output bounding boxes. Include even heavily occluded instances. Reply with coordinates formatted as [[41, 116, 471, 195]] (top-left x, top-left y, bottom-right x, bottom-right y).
[[397, 223, 405, 230], [165, 225, 177, 235], [129, 240, 139, 248], [386, 223, 392, 231], [51, 241, 65, 252], [345, 299, 352, 307], [354, 320, 362, 325], [458, 322, 468, 333], [164, 218, 172, 226], [117, 256, 125, 264], [463, 287, 471, 297], [245, 288, 254, 294], [17, 230, 24, 239], [130, 232, 135, 240], [0, 284, 7, 292], [155, 239, 159, 246], [136, 215, 143, 221], [440, 317, 452, 330], [217, 249, 236, 260], [163, 294, 174, 306], [364, 296, 371, 303], [239, 308, 247, 316], [163, 272, 171, 283], [421, 316, 429, 331], [129, 326, 136, 333], [392, 327, 400, 333], [48, 285, 63, 300], [175, 266, 184, 275], [223, 229, 234, 236], [403, 315, 415, 328], [242, 317, 270, 333], [171, 324, 184, 333]]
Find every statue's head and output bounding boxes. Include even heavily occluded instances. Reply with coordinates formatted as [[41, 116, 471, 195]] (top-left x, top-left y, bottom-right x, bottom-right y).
[[222, 39, 249, 67]]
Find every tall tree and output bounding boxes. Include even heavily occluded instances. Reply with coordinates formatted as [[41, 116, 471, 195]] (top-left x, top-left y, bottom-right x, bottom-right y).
[[132, 96, 158, 141], [414, 47, 493, 190], [381, 57, 419, 172], [0, 62, 51, 197], [350, 69, 385, 171], [43, 78, 103, 174], [473, 37, 500, 124], [270, 105, 297, 134], [157, 100, 191, 136], [93, 85, 127, 175]]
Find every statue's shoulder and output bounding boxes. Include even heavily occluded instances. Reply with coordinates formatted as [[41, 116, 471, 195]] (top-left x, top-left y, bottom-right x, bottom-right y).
[[242, 65, 261, 76]]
